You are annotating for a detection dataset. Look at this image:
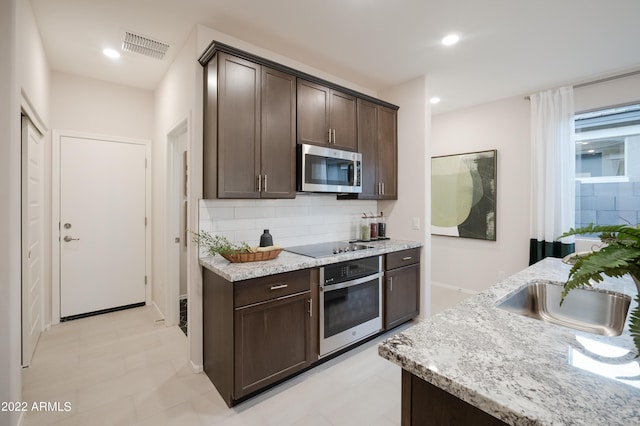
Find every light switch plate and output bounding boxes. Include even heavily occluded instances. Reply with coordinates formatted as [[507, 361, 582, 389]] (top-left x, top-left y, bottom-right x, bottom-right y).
[[412, 217, 420, 230]]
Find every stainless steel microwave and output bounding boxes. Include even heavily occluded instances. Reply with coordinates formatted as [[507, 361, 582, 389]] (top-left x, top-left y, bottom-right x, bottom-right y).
[[297, 144, 362, 193]]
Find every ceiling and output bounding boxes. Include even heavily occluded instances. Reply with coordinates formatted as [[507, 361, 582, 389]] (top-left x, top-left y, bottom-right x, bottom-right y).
[[30, 0, 640, 114]]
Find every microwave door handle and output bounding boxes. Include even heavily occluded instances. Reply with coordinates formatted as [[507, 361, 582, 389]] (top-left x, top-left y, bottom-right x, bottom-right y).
[[348, 163, 354, 184]]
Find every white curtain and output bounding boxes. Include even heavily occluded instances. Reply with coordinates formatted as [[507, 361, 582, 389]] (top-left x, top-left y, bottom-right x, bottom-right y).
[[529, 86, 575, 263]]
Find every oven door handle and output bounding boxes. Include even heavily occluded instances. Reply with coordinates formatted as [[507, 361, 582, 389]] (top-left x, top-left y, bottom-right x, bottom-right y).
[[321, 271, 383, 291]]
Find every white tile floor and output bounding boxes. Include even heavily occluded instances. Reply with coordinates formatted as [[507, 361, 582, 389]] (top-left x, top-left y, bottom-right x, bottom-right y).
[[22, 287, 470, 426]]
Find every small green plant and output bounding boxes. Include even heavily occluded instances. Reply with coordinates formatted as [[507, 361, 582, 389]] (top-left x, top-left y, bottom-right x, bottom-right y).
[[190, 230, 251, 257], [558, 224, 640, 357]]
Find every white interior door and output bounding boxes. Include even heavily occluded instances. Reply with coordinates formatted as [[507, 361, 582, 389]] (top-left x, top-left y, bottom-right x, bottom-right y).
[[60, 136, 146, 319], [22, 116, 44, 366]]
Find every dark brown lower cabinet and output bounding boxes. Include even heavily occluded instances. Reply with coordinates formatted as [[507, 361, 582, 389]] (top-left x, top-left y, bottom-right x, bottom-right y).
[[402, 370, 508, 426], [203, 268, 314, 406], [385, 248, 420, 330], [234, 291, 312, 398]]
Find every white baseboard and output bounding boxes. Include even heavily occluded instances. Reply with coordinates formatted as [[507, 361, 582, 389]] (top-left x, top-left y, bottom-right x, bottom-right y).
[[150, 301, 166, 323], [190, 360, 203, 373], [431, 281, 479, 295]]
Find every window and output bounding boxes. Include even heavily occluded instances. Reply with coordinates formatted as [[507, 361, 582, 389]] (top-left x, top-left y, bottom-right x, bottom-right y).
[[574, 103, 640, 229]]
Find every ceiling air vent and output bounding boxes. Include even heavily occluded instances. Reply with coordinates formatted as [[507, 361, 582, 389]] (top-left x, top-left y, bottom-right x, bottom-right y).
[[122, 31, 170, 60]]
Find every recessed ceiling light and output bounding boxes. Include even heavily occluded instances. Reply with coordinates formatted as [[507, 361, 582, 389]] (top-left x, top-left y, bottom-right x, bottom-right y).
[[430, 97, 441, 104], [441, 34, 460, 46], [103, 48, 121, 59]]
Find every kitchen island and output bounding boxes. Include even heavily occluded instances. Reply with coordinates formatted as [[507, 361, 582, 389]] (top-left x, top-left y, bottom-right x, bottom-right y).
[[379, 257, 640, 425]]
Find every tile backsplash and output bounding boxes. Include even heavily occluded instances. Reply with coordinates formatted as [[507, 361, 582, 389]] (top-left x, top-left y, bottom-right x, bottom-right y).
[[199, 194, 378, 249]]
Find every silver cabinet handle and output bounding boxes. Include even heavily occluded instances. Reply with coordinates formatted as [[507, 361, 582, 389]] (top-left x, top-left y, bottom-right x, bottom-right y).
[[328, 128, 332, 144], [382, 182, 385, 195], [402, 256, 413, 261], [332, 129, 336, 144], [264, 174, 268, 192], [389, 276, 393, 292], [308, 299, 312, 317], [270, 284, 288, 290], [63, 236, 79, 242], [257, 174, 262, 192]]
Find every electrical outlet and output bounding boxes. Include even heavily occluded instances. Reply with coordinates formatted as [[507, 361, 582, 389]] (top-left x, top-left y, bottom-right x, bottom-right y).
[[412, 217, 420, 230]]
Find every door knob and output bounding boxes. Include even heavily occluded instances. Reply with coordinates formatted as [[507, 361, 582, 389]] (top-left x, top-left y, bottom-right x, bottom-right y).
[[63, 236, 80, 242]]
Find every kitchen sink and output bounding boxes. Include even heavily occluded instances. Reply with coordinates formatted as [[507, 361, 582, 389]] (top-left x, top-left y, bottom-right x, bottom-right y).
[[496, 281, 631, 336]]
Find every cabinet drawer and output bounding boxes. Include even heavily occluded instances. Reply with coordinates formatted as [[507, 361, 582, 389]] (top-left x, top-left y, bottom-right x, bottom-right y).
[[234, 269, 310, 307], [386, 248, 420, 270]]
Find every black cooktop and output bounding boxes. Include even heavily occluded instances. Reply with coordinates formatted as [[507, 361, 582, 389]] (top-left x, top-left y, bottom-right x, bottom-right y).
[[285, 241, 373, 258]]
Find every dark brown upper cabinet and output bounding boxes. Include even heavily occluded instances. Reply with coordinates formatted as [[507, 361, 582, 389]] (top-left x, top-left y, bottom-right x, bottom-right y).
[[357, 99, 398, 200], [261, 67, 297, 198], [203, 52, 296, 199], [297, 79, 357, 151], [200, 41, 398, 200]]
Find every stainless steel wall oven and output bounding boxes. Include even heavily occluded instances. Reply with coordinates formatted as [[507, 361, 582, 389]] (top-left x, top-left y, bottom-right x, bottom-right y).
[[319, 256, 383, 357]]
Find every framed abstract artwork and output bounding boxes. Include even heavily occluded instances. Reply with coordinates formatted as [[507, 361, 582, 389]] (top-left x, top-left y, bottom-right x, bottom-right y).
[[431, 149, 497, 241]]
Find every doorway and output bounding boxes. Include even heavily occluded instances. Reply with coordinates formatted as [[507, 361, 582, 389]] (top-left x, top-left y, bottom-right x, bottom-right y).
[[51, 132, 151, 323], [167, 119, 189, 333]]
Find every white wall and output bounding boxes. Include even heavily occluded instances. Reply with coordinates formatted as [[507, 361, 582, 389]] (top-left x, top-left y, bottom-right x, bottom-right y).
[[431, 96, 531, 293], [18, 0, 50, 126], [49, 71, 154, 323], [1, 0, 22, 425], [378, 76, 430, 317], [51, 72, 154, 140], [153, 29, 200, 367], [199, 196, 377, 249]]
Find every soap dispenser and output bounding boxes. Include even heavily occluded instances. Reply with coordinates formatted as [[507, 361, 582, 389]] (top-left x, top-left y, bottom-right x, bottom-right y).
[[259, 229, 273, 247]]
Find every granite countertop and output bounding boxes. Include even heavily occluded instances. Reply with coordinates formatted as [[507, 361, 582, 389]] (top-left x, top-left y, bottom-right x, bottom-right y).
[[379, 257, 640, 426], [199, 239, 422, 281]]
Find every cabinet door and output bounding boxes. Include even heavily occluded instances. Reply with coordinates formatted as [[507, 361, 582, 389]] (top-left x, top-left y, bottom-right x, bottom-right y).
[[261, 67, 296, 198], [378, 106, 397, 200], [234, 292, 312, 398], [357, 99, 379, 199], [217, 53, 261, 198], [330, 90, 357, 151], [385, 263, 419, 329], [297, 79, 330, 147]]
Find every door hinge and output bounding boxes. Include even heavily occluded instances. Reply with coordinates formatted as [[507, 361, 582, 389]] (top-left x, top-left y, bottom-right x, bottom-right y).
[[145, 217, 148, 227], [145, 275, 148, 285]]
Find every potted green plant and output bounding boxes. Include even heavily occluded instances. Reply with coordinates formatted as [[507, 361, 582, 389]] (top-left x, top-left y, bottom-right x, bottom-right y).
[[558, 224, 640, 356], [191, 230, 251, 257]]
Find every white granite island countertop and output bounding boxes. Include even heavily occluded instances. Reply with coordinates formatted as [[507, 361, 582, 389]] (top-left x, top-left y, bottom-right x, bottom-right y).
[[199, 239, 422, 281], [379, 258, 640, 426]]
